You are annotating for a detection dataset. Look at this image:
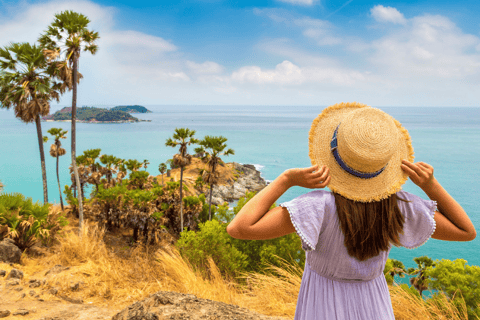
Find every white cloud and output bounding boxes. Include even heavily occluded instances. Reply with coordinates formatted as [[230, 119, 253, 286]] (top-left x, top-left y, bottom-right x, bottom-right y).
[[276, 0, 316, 6], [186, 61, 224, 74], [231, 60, 365, 86], [103, 31, 177, 52], [371, 5, 407, 25], [370, 14, 480, 79]]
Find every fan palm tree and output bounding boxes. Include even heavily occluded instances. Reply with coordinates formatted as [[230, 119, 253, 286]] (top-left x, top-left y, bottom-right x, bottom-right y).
[[158, 163, 167, 186], [39, 10, 100, 232], [407, 256, 436, 298], [143, 159, 149, 171], [386, 258, 408, 285], [195, 135, 234, 221], [165, 128, 198, 232], [47, 127, 68, 211], [0, 42, 61, 204]]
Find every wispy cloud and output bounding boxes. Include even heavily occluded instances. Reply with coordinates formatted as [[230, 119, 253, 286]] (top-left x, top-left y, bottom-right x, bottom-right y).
[[276, 0, 317, 6]]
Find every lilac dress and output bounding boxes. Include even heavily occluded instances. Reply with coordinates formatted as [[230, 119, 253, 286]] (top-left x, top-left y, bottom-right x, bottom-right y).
[[280, 190, 437, 320]]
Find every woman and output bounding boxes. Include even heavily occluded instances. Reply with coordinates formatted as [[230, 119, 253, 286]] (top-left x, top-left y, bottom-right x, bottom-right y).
[[226, 102, 476, 320]]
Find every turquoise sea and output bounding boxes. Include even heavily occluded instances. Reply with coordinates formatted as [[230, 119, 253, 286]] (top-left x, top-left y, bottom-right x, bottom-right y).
[[0, 105, 479, 296]]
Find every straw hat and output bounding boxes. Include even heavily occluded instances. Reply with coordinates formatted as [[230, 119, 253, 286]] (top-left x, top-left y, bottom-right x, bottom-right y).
[[309, 102, 414, 202]]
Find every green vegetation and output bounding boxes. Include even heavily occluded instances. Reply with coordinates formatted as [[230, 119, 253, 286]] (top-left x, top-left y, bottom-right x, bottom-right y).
[[0, 192, 67, 250], [177, 191, 305, 280], [166, 128, 199, 233], [47, 128, 68, 211], [0, 42, 63, 204], [44, 106, 139, 122], [39, 10, 100, 234], [195, 135, 235, 221], [111, 105, 151, 113]]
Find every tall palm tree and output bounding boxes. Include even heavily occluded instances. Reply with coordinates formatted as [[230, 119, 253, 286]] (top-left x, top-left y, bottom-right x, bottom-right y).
[[0, 42, 61, 204], [39, 10, 99, 233], [47, 127, 68, 211], [158, 162, 167, 186], [195, 136, 234, 221], [166, 128, 198, 232]]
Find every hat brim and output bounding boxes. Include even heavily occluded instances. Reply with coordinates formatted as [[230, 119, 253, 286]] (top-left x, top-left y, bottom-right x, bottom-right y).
[[309, 102, 414, 202]]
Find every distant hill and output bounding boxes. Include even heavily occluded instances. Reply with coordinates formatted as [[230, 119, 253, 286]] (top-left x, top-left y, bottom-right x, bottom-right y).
[[111, 105, 151, 113], [42, 106, 141, 123]]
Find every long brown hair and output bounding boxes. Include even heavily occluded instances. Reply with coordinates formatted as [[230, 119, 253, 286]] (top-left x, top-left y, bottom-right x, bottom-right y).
[[333, 192, 405, 262]]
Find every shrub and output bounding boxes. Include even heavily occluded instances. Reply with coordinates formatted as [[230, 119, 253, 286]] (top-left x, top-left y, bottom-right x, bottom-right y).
[[176, 219, 248, 279], [0, 192, 68, 250], [176, 191, 305, 280]]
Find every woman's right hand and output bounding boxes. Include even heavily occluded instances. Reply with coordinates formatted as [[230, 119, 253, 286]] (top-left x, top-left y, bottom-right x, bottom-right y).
[[283, 164, 330, 189], [401, 160, 435, 191]]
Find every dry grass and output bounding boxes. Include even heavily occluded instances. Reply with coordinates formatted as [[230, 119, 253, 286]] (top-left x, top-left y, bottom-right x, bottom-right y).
[[1, 211, 475, 320]]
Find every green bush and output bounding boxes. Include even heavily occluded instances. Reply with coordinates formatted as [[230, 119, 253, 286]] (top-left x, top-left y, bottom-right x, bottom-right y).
[[176, 191, 305, 280], [176, 219, 248, 278], [0, 192, 68, 249]]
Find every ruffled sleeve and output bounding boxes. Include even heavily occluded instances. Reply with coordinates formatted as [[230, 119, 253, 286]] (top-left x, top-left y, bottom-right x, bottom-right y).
[[396, 190, 437, 249], [279, 190, 328, 252]]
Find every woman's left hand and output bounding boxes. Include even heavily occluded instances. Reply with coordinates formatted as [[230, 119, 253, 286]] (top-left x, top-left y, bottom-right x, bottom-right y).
[[284, 164, 330, 189]]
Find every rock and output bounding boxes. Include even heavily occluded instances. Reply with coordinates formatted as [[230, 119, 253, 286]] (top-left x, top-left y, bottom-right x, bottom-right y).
[[0, 270, 6, 277], [0, 310, 10, 318], [111, 290, 288, 320], [0, 238, 22, 264], [49, 287, 58, 295], [13, 308, 29, 315], [29, 290, 36, 296], [6, 279, 20, 287], [6, 268, 24, 280], [205, 163, 267, 205], [45, 264, 69, 276], [29, 279, 43, 288], [14, 287, 23, 291]]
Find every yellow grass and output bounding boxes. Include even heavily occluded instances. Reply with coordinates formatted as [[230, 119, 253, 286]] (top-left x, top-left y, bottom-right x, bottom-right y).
[[1, 215, 475, 320]]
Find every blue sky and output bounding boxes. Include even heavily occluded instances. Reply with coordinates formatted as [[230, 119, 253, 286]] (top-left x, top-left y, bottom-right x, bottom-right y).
[[1, 0, 480, 106]]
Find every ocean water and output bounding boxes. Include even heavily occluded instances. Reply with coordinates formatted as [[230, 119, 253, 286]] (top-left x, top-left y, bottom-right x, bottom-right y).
[[0, 105, 479, 297]]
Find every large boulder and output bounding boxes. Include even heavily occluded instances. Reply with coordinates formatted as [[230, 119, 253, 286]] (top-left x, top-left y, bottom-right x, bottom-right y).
[[111, 290, 287, 320], [0, 238, 21, 264], [206, 163, 267, 205]]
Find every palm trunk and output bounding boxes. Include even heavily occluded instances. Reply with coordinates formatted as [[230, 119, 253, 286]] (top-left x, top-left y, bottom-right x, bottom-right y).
[[179, 166, 184, 232], [56, 143, 64, 211], [35, 115, 48, 204], [72, 56, 84, 235], [208, 182, 214, 221]]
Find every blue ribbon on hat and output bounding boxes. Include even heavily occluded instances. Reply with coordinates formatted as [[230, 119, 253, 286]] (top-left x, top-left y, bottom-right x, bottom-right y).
[[330, 125, 386, 179]]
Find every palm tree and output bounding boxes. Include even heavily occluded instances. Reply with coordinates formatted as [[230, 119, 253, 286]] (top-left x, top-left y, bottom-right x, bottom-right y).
[[47, 127, 68, 211], [407, 256, 436, 298], [39, 10, 100, 233], [0, 42, 61, 204], [143, 159, 150, 171], [386, 259, 408, 285], [195, 136, 234, 221], [165, 128, 198, 232], [158, 163, 167, 186]]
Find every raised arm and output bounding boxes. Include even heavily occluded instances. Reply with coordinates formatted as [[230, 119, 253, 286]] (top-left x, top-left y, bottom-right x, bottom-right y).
[[401, 160, 476, 241], [226, 165, 330, 240]]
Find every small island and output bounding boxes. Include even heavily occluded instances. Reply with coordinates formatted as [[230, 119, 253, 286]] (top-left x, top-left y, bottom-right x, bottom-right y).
[[42, 106, 151, 123], [111, 105, 152, 113]]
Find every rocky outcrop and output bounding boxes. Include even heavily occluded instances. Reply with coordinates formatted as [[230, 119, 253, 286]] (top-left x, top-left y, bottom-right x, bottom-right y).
[[111, 290, 287, 320], [0, 238, 21, 264], [206, 163, 267, 205]]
